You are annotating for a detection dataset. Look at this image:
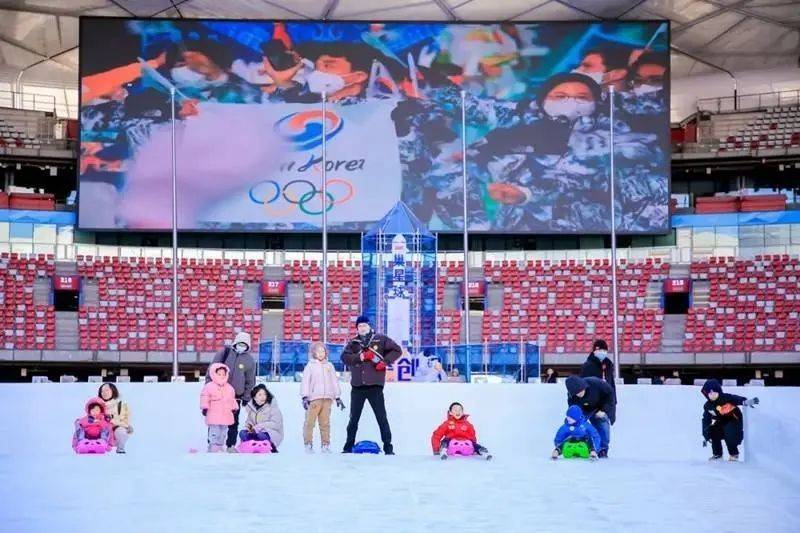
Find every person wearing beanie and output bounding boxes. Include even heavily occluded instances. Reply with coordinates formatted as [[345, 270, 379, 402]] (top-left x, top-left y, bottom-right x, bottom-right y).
[[551, 404, 601, 460], [341, 314, 402, 454], [206, 330, 256, 452], [580, 339, 616, 396], [565, 375, 616, 458], [701, 379, 759, 461]]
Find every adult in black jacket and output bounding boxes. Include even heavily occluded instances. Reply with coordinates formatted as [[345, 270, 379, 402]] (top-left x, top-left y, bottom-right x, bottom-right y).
[[565, 375, 616, 457], [701, 379, 758, 461], [341, 315, 402, 454], [580, 339, 616, 397]]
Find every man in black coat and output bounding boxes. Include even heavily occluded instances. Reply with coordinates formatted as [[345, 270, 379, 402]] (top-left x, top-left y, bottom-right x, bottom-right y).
[[341, 315, 402, 454], [566, 375, 616, 457], [701, 379, 758, 461], [580, 339, 616, 396]]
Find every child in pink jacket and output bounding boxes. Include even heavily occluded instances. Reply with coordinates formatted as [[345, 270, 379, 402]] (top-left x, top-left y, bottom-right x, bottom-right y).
[[200, 363, 238, 452], [72, 397, 115, 452], [301, 342, 345, 453]]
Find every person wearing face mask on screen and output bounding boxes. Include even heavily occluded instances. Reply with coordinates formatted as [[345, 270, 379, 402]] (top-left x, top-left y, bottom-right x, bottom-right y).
[[571, 45, 631, 94], [580, 339, 616, 397], [207, 331, 256, 453], [488, 73, 600, 212]]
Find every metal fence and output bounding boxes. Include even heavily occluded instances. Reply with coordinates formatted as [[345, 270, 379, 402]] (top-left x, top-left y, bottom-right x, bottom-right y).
[[256, 340, 540, 383], [697, 89, 800, 115]]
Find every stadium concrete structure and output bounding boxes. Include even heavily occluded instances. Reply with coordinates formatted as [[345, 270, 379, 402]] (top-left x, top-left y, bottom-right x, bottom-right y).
[[0, 1, 798, 385]]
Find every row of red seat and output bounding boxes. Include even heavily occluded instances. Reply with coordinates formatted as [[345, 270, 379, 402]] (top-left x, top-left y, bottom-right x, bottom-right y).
[[685, 257, 800, 352], [1, 254, 56, 350], [78, 257, 262, 351]]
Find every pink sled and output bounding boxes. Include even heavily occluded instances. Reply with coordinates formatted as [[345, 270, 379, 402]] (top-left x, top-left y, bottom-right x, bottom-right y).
[[236, 440, 273, 454], [447, 439, 476, 457]]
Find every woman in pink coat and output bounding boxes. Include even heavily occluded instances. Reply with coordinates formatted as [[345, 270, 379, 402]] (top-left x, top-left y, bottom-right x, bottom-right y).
[[200, 363, 238, 452], [301, 342, 345, 453]]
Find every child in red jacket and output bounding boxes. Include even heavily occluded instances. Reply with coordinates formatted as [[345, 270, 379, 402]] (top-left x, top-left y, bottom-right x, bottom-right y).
[[430, 402, 492, 460]]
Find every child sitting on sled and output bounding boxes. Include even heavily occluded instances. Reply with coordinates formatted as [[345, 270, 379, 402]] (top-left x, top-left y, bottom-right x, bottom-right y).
[[430, 402, 492, 460], [73, 397, 115, 451], [551, 405, 601, 460]]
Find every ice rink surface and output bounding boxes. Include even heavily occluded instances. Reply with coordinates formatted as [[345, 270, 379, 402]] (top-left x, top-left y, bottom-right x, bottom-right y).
[[1, 382, 798, 533]]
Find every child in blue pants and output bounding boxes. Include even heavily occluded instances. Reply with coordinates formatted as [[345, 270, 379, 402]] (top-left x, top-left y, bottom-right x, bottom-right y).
[[552, 405, 601, 460]]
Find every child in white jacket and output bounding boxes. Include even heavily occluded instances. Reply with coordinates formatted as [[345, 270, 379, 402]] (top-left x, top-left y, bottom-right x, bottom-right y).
[[301, 342, 345, 453]]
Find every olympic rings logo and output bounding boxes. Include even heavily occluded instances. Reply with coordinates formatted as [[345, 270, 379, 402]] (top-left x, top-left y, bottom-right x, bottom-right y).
[[248, 179, 355, 216], [274, 110, 343, 151]]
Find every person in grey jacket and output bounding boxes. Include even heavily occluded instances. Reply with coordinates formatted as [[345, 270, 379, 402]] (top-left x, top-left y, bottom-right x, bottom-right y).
[[207, 331, 256, 452], [240, 384, 284, 452]]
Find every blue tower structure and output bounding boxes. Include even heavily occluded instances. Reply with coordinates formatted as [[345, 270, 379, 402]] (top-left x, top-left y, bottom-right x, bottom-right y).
[[361, 202, 437, 353]]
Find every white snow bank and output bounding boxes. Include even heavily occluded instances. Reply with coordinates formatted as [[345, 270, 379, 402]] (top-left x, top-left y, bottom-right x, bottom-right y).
[[0, 383, 797, 533], [0, 382, 788, 462]]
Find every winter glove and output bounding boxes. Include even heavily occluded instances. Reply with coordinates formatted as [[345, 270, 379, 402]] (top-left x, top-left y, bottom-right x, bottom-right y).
[[744, 397, 759, 408], [375, 361, 387, 372], [201, 408, 208, 417], [302, 397, 310, 410], [336, 398, 346, 410], [362, 350, 375, 362]]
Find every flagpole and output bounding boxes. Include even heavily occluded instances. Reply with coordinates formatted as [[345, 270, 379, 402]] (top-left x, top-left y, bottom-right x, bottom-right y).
[[170, 87, 179, 380], [321, 92, 328, 345], [460, 90, 471, 346], [609, 86, 620, 381]]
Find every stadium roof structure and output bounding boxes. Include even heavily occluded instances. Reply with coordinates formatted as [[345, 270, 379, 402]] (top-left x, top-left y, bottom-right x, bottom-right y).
[[0, 0, 798, 89]]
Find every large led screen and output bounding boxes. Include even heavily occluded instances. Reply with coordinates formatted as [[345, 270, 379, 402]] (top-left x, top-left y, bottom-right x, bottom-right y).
[[79, 19, 670, 233]]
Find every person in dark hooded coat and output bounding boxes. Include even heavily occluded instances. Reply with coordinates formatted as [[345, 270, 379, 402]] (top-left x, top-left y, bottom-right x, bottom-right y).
[[565, 375, 615, 457], [700, 379, 759, 461], [580, 339, 616, 396]]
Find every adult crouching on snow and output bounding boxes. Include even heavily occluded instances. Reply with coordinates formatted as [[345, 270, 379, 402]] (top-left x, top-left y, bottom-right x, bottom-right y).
[[207, 331, 256, 453], [341, 315, 402, 454], [98, 382, 132, 453], [240, 384, 284, 452], [580, 339, 616, 396], [565, 375, 616, 458]]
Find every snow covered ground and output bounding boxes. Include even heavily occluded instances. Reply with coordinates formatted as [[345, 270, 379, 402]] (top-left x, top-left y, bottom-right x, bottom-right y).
[[1, 382, 798, 533]]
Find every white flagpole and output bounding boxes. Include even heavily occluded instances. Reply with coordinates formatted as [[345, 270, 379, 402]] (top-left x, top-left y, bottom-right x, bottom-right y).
[[170, 87, 179, 380], [460, 90, 471, 346], [609, 86, 620, 381], [321, 92, 329, 344]]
